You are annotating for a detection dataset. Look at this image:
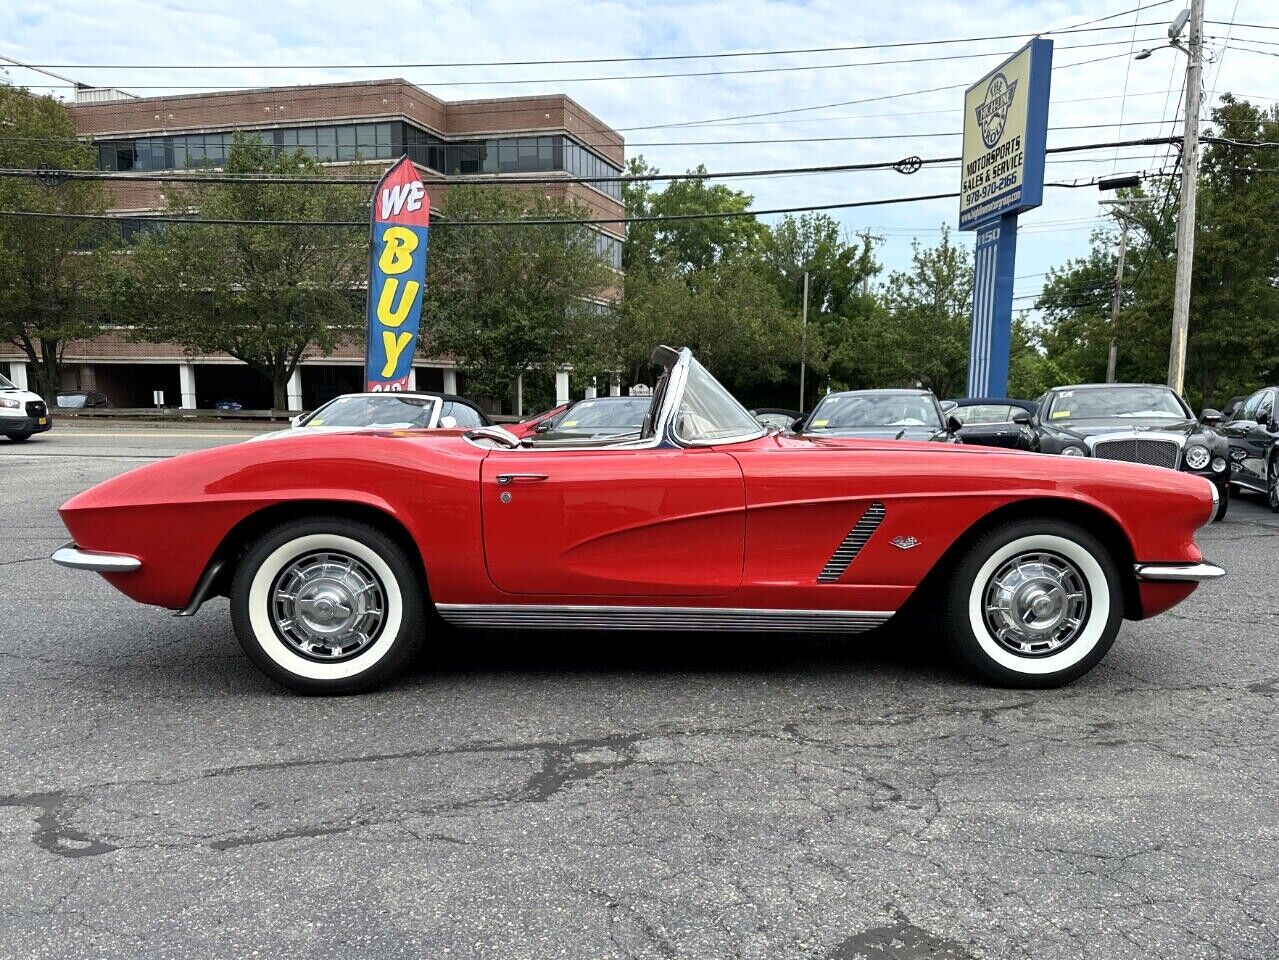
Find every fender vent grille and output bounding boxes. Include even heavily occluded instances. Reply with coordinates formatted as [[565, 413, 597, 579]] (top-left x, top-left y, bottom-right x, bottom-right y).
[[817, 502, 886, 583]]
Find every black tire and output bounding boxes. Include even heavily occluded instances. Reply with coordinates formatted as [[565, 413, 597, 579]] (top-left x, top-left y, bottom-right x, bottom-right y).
[[1269, 455, 1279, 514], [230, 517, 425, 694], [944, 518, 1124, 688], [1214, 483, 1229, 522], [3, 432, 32, 442]]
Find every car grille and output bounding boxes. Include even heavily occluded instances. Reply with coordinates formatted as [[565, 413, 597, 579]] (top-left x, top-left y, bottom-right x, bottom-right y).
[[1091, 437, 1180, 469], [25, 401, 47, 418]]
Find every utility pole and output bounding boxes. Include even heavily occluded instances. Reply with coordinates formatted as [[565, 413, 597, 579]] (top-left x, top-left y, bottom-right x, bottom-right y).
[[1106, 218, 1128, 383], [798, 270, 809, 411], [1167, 0, 1204, 394], [855, 229, 884, 296]]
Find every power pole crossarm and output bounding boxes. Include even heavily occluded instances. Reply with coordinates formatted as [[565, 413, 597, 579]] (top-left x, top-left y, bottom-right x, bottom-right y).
[[1167, 0, 1204, 395]]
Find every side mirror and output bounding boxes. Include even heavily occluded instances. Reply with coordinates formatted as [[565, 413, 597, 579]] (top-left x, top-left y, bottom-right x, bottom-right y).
[[791, 417, 806, 432], [946, 415, 964, 434], [1012, 411, 1032, 425], [1200, 408, 1223, 425], [535, 420, 553, 433], [439, 415, 458, 429]]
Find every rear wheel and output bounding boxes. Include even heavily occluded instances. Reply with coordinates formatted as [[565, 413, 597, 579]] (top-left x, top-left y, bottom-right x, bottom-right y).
[[944, 519, 1123, 688], [1269, 455, 1279, 513], [3, 432, 32, 442], [231, 518, 424, 694]]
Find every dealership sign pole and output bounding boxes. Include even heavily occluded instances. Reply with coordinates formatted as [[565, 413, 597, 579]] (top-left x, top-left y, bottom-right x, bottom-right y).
[[365, 156, 430, 392], [959, 38, 1052, 398]]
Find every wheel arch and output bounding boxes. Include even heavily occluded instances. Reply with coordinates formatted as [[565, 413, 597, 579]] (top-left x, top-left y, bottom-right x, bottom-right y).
[[183, 499, 430, 614], [906, 495, 1140, 620]]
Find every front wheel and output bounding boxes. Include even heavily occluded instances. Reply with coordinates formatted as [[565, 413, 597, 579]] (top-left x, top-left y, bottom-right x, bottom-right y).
[[1269, 456, 1279, 513], [944, 519, 1123, 688], [3, 432, 32, 442], [230, 518, 424, 694]]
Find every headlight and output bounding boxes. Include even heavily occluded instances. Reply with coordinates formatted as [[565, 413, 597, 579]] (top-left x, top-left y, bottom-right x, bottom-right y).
[[1212, 457, 1227, 473], [1060, 445, 1086, 457], [1184, 444, 1210, 470], [0, 397, 20, 409]]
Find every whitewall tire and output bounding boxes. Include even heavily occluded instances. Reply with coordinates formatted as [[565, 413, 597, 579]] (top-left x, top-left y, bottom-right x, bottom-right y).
[[231, 519, 424, 694], [945, 520, 1123, 687]]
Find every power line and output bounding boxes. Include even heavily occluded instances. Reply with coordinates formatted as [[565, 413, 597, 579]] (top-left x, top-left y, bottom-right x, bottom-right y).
[[5, 19, 1179, 72]]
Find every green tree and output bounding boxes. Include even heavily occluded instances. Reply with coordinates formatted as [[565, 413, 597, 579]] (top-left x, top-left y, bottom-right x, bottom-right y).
[[123, 134, 369, 408], [421, 185, 612, 407], [0, 87, 115, 403]]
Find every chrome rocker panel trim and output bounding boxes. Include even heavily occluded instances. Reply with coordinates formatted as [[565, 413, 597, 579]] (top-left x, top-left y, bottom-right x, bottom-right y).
[[1132, 562, 1226, 582], [436, 604, 893, 633], [51, 542, 142, 573]]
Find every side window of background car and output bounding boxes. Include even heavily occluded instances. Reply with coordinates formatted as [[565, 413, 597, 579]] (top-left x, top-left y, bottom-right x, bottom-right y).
[[1232, 391, 1263, 424], [440, 401, 485, 429], [958, 404, 1015, 425], [1257, 391, 1274, 426]]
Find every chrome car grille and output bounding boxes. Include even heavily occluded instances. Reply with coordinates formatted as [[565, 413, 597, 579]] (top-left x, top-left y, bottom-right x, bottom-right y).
[[1091, 437, 1181, 469], [817, 501, 886, 583]]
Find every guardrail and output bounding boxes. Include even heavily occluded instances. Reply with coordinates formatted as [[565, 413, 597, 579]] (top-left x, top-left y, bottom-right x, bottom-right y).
[[50, 407, 525, 424]]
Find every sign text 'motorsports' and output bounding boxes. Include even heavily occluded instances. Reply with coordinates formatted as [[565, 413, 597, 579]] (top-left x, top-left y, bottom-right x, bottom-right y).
[[365, 156, 430, 392]]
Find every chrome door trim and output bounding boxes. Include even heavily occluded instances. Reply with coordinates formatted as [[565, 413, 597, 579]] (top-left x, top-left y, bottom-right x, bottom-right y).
[[436, 603, 893, 633]]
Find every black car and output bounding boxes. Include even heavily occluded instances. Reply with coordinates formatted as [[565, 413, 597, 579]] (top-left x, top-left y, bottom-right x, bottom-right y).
[[528, 395, 651, 443], [942, 397, 1038, 450], [1032, 383, 1230, 520], [55, 389, 112, 409], [796, 389, 960, 442], [1221, 386, 1279, 512]]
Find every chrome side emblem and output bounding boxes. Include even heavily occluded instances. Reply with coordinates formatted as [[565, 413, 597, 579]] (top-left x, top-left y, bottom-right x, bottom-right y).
[[891, 536, 920, 551]]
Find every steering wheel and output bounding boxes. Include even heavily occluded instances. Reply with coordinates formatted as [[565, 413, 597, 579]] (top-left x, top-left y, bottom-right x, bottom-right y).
[[464, 426, 520, 449]]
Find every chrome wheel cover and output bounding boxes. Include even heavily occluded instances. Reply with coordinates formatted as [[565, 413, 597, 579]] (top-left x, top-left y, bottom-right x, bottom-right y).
[[982, 550, 1089, 658], [1270, 462, 1279, 509], [270, 551, 386, 661]]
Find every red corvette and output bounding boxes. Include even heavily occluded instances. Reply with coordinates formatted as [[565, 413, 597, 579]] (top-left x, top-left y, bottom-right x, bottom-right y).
[[53, 347, 1223, 694]]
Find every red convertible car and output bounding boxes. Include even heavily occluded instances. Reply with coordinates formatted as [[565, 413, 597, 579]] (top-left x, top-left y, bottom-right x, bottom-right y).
[[52, 347, 1223, 694]]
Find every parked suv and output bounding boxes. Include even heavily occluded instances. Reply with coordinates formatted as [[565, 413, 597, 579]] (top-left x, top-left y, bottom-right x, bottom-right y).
[[0, 372, 52, 442]]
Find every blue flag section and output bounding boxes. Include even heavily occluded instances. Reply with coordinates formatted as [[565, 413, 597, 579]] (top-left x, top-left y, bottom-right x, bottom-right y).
[[959, 38, 1052, 398], [365, 156, 431, 392], [966, 216, 1018, 398]]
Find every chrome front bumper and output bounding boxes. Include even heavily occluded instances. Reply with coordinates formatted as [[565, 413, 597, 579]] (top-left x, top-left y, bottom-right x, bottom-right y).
[[1133, 562, 1226, 582], [51, 542, 141, 573]]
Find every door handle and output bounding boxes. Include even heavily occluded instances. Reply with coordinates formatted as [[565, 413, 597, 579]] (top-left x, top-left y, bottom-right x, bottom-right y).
[[496, 473, 549, 484]]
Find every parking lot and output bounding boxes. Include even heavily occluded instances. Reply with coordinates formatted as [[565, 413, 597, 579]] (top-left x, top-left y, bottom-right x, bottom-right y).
[[1, 427, 1276, 960]]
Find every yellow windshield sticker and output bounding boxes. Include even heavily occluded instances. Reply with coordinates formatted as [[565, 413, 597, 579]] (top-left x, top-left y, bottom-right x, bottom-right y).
[[812, 419, 829, 427], [561, 420, 578, 427], [308, 419, 324, 426], [1050, 410, 1070, 419]]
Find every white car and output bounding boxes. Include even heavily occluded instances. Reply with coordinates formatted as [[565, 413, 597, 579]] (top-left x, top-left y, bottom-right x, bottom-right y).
[[0, 372, 52, 442], [247, 391, 497, 442]]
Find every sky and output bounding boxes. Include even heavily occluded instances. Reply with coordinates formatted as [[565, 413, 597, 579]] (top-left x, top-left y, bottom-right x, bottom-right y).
[[2, 0, 1277, 311]]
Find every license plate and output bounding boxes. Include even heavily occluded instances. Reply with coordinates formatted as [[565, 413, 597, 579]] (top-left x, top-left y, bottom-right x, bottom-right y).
[[38, 417, 47, 425]]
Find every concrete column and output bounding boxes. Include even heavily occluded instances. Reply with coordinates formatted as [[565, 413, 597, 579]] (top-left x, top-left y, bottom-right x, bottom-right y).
[[406, 367, 417, 391], [584, 378, 597, 400], [515, 374, 524, 418], [286, 367, 304, 412], [555, 369, 570, 405], [78, 364, 96, 390], [7, 361, 29, 392], [179, 362, 197, 409], [609, 373, 621, 397], [442, 367, 458, 394]]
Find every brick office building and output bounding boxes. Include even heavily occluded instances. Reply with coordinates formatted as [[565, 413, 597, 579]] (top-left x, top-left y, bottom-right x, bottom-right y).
[[0, 79, 625, 411]]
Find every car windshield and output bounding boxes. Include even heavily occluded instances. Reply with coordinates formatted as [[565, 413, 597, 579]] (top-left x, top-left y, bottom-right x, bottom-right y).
[[808, 393, 942, 430], [952, 403, 1021, 425], [0, 373, 16, 390], [673, 358, 763, 443], [1046, 387, 1188, 421], [304, 395, 438, 429], [56, 393, 87, 408], [553, 398, 649, 431]]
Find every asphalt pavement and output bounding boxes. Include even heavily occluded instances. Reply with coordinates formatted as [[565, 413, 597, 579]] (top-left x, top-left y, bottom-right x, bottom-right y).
[[1, 427, 1276, 959]]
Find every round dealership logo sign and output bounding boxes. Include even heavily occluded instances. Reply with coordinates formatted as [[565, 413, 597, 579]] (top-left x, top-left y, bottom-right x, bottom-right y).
[[975, 73, 1018, 149]]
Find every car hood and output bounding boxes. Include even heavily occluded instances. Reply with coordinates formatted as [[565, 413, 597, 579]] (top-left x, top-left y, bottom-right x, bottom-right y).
[[1045, 418, 1199, 440], [805, 426, 943, 441], [0, 387, 45, 404]]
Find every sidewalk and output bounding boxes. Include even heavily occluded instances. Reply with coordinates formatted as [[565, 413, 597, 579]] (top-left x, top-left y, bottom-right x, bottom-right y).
[[51, 417, 279, 434]]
